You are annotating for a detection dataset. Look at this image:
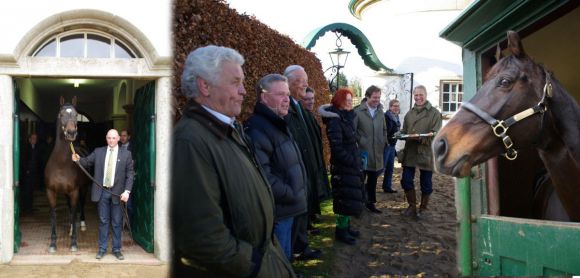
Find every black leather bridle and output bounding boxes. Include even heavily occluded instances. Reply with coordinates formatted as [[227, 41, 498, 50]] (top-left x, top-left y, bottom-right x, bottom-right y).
[[460, 69, 553, 160]]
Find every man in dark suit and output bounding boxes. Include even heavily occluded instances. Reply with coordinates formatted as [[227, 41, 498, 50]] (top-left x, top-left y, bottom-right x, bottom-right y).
[[119, 129, 135, 223], [72, 129, 134, 260], [120, 130, 133, 153], [20, 133, 41, 213]]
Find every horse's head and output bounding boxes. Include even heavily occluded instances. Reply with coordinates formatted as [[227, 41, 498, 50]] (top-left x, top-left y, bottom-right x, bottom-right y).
[[433, 31, 552, 177], [58, 96, 79, 142]]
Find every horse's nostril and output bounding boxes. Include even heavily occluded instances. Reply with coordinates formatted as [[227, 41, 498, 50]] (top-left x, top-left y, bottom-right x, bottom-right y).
[[434, 138, 448, 160]]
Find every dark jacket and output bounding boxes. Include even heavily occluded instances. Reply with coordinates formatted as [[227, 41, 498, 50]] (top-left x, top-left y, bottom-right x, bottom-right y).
[[171, 100, 294, 278], [285, 97, 324, 215], [385, 110, 401, 146], [20, 143, 41, 184], [121, 141, 133, 153], [303, 109, 331, 201], [245, 102, 308, 220], [319, 104, 365, 217], [78, 145, 134, 204]]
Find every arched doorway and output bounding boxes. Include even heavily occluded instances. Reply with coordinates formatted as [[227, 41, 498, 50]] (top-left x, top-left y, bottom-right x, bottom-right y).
[[0, 9, 171, 263]]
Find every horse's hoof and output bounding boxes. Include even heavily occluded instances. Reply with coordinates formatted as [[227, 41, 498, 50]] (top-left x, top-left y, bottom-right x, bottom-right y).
[[70, 246, 78, 252], [48, 246, 56, 253], [81, 221, 87, 232]]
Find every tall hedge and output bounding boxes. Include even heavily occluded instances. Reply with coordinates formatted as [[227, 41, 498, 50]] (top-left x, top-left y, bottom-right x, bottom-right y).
[[172, 0, 332, 162], [173, 0, 331, 120]]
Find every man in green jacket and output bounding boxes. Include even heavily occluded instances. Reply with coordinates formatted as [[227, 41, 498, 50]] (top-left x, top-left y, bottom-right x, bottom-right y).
[[354, 85, 387, 214], [399, 85, 442, 218], [171, 45, 295, 277]]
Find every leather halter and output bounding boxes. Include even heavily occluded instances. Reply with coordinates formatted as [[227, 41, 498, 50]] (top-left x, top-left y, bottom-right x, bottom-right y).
[[461, 69, 553, 160]]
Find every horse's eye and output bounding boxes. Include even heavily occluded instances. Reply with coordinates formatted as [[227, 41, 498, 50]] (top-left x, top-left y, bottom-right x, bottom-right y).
[[500, 78, 511, 87]]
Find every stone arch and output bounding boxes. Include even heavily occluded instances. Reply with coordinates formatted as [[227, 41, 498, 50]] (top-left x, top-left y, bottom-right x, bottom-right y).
[[302, 22, 393, 73], [14, 9, 165, 69]]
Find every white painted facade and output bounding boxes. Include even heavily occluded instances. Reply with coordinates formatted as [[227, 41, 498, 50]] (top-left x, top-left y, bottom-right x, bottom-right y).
[[0, 1, 171, 263], [309, 0, 470, 120]]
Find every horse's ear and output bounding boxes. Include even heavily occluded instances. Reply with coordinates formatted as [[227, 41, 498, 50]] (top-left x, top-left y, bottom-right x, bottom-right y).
[[72, 96, 77, 106], [495, 43, 502, 62], [60, 96, 65, 106], [507, 30, 526, 58]]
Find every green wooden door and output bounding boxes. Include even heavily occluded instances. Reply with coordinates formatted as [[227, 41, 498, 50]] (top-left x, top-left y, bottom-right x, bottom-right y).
[[131, 81, 156, 252], [476, 216, 580, 275], [13, 82, 21, 253]]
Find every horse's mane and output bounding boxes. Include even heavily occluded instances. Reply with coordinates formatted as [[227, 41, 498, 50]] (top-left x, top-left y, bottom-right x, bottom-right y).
[[548, 76, 580, 163]]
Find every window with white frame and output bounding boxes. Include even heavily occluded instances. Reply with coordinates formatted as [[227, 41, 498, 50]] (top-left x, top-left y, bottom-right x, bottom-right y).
[[32, 31, 139, 59], [440, 80, 463, 114]]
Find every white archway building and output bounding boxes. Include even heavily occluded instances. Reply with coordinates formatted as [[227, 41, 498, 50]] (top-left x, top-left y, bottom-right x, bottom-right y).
[[0, 3, 171, 263]]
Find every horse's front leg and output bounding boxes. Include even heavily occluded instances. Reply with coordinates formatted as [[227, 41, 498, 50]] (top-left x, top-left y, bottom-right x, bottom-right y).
[[79, 189, 87, 232], [69, 192, 79, 252], [49, 207, 57, 253], [47, 189, 57, 253]]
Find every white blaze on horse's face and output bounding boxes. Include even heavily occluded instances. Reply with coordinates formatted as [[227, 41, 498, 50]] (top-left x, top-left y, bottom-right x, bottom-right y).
[[60, 105, 78, 142]]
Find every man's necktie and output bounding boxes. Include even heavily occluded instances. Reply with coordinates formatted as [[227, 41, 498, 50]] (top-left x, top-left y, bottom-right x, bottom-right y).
[[104, 148, 114, 188]]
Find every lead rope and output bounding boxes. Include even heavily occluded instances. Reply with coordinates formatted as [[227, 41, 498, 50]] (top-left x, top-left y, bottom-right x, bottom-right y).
[[70, 142, 134, 244]]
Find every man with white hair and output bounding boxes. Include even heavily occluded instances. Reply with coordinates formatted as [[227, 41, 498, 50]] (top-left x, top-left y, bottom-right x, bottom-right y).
[[171, 45, 295, 277], [283, 65, 327, 261]]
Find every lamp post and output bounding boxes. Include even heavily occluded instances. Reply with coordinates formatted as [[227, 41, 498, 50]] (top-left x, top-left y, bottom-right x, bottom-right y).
[[326, 33, 350, 93]]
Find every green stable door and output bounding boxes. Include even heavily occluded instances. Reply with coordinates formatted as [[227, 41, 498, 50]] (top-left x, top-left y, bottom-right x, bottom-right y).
[[441, 1, 580, 275], [131, 81, 156, 253], [13, 82, 21, 253], [476, 216, 580, 275]]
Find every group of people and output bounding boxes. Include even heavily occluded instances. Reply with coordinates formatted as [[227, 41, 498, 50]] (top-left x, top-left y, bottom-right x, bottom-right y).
[[170, 45, 442, 277]]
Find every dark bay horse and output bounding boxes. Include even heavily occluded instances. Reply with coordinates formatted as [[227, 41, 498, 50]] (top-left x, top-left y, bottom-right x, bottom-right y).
[[432, 31, 580, 221], [44, 96, 90, 252]]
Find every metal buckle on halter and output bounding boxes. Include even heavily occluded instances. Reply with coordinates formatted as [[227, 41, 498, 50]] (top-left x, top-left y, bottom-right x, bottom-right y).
[[537, 103, 547, 114], [504, 148, 518, 161], [492, 121, 508, 137], [502, 135, 514, 149], [543, 81, 553, 98]]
